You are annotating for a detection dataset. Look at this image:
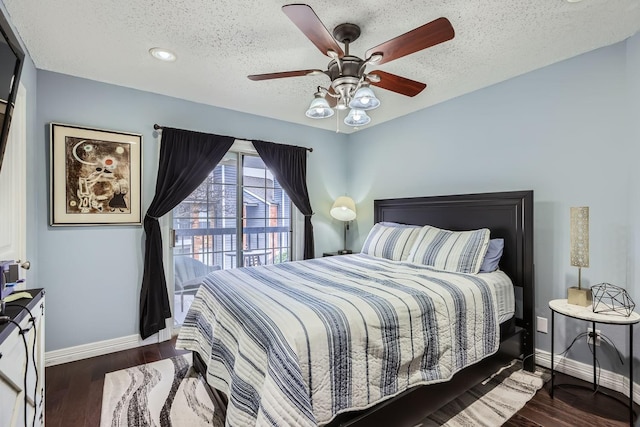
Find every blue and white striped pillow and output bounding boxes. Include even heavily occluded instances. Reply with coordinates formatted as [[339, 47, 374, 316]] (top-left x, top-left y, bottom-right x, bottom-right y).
[[407, 225, 491, 274], [361, 223, 421, 261]]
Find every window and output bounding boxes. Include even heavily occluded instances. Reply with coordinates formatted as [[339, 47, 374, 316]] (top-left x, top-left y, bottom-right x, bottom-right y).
[[172, 148, 293, 322]]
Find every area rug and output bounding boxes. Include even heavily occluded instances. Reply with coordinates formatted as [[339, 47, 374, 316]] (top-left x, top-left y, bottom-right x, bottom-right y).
[[101, 356, 547, 427], [418, 360, 550, 426], [100, 353, 224, 427]]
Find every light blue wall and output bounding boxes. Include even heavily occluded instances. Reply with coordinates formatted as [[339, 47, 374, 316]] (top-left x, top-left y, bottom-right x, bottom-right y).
[[627, 29, 640, 303], [627, 31, 640, 385], [347, 38, 639, 376], [34, 71, 348, 351]]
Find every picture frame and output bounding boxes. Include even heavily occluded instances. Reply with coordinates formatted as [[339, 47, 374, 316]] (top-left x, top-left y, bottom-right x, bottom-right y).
[[50, 123, 142, 226]]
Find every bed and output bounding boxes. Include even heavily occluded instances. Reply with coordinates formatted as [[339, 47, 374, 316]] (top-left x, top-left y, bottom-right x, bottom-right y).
[[176, 190, 535, 426]]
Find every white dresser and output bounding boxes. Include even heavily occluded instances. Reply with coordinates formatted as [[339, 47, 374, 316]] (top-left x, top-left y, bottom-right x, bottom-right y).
[[0, 289, 45, 427]]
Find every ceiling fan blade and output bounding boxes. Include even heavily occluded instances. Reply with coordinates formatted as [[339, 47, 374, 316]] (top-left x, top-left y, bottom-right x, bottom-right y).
[[369, 70, 426, 97], [282, 4, 344, 58], [365, 17, 454, 65], [248, 69, 325, 81]]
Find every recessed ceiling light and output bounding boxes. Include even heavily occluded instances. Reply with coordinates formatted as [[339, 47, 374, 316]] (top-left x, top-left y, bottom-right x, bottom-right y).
[[149, 47, 176, 62], [566, 0, 584, 2]]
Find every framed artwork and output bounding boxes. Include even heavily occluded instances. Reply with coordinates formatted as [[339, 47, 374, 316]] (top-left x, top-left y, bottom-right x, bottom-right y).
[[50, 123, 142, 226]]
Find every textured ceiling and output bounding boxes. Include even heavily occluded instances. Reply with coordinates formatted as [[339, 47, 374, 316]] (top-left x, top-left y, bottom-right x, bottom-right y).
[[3, 0, 640, 133]]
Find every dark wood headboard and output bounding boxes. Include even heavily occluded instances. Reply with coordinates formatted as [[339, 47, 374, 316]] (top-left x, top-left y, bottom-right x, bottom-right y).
[[374, 190, 534, 370]]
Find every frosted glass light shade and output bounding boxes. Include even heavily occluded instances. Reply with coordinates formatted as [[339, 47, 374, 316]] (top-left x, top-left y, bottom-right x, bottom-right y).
[[344, 109, 371, 127], [349, 85, 380, 110], [330, 196, 357, 221], [305, 96, 334, 119], [570, 206, 589, 268]]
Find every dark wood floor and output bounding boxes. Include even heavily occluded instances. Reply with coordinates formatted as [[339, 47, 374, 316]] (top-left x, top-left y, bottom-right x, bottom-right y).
[[45, 338, 189, 427], [45, 339, 636, 426]]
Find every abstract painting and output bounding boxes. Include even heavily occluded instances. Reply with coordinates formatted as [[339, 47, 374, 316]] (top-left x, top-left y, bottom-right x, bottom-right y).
[[50, 123, 142, 225]]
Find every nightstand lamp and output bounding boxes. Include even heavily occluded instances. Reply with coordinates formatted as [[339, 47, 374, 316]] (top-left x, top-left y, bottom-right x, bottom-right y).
[[568, 206, 591, 306], [331, 196, 356, 255]]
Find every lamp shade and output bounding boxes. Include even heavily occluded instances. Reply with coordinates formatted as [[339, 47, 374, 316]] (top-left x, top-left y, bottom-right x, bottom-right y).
[[570, 206, 589, 268], [344, 109, 371, 127], [330, 196, 356, 221], [305, 95, 334, 119], [349, 85, 380, 110]]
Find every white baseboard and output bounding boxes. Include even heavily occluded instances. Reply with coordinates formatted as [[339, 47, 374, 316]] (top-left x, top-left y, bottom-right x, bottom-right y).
[[45, 333, 159, 367], [535, 349, 640, 403]]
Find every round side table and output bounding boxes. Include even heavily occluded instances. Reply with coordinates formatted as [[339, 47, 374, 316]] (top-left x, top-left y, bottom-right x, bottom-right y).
[[549, 299, 640, 426]]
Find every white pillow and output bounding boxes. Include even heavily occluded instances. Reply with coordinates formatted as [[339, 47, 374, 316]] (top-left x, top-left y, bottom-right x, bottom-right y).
[[407, 225, 491, 274], [361, 223, 421, 261]]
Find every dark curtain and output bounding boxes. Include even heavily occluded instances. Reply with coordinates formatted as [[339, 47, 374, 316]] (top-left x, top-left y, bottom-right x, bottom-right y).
[[140, 127, 235, 339], [252, 140, 315, 259]]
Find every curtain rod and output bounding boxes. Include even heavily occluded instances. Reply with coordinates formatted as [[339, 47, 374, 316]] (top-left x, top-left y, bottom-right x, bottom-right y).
[[153, 124, 313, 152]]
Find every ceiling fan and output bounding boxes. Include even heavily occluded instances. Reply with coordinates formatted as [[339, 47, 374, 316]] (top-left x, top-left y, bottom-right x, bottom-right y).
[[248, 4, 455, 127]]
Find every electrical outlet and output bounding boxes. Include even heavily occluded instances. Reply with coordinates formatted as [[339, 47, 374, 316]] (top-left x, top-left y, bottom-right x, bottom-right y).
[[587, 327, 601, 346], [536, 316, 548, 333]]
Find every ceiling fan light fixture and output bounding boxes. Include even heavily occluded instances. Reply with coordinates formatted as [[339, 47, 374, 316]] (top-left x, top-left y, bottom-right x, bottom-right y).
[[349, 85, 380, 110], [149, 47, 176, 62], [306, 94, 334, 119], [344, 108, 371, 127]]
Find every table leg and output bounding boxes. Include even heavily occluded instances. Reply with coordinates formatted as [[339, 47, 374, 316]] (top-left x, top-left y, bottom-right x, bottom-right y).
[[593, 320, 597, 391], [551, 310, 555, 398], [630, 324, 634, 427]]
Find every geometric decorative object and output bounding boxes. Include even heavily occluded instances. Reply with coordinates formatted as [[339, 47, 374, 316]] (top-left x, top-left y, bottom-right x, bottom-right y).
[[591, 283, 636, 317], [568, 206, 591, 306]]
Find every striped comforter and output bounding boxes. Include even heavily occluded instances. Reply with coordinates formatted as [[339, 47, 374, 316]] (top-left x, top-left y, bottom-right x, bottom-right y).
[[176, 254, 513, 427]]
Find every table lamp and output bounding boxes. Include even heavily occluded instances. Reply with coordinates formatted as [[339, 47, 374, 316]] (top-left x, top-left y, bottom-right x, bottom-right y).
[[330, 196, 356, 254], [568, 206, 591, 306]]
